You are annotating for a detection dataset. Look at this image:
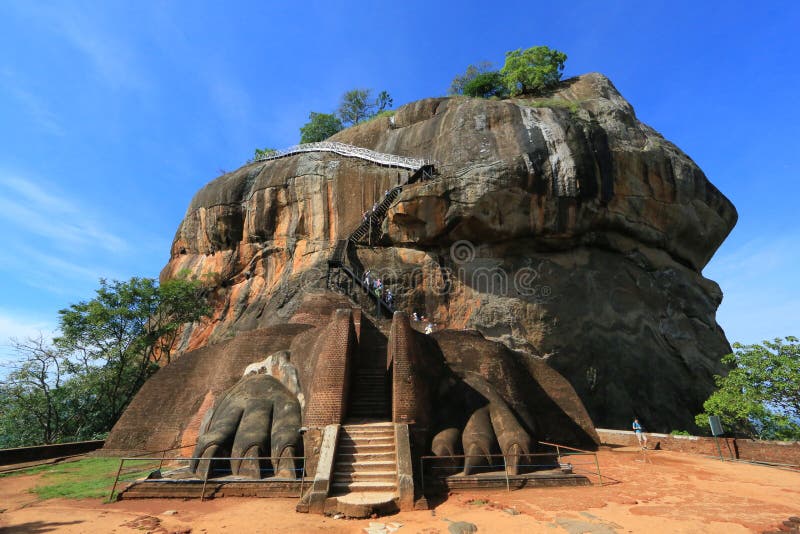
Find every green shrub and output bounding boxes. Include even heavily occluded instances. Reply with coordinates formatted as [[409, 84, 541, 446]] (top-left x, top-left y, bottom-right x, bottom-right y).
[[463, 71, 508, 99], [524, 98, 580, 114]]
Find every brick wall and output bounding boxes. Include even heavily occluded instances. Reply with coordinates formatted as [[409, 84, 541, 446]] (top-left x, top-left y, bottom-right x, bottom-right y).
[[303, 309, 356, 427], [597, 428, 800, 465], [388, 311, 428, 426], [0, 440, 105, 466], [103, 324, 311, 454]]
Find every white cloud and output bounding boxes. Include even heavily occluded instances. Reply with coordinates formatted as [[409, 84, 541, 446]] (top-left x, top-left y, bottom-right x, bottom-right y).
[[0, 173, 128, 253], [8, 3, 150, 92], [0, 70, 64, 135]]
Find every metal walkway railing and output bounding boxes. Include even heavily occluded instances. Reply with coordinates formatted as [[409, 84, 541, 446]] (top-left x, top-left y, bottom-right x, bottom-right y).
[[254, 141, 433, 170], [109, 454, 307, 502]]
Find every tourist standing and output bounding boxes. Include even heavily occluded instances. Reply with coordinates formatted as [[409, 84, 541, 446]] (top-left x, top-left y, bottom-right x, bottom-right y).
[[633, 418, 648, 449]]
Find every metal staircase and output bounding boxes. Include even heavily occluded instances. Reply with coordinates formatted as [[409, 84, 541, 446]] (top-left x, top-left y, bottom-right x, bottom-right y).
[[322, 153, 435, 317]]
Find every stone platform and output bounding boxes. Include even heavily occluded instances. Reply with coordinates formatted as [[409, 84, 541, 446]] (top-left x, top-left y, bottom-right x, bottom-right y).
[[425, 468, 592, 493], [118, 468, 306, 500]]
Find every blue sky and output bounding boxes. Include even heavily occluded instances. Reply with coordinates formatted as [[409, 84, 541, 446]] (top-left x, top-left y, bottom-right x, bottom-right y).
[[0, 1, 798, 364]]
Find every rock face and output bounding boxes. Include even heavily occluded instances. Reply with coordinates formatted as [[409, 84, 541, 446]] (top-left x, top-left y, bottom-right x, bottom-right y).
[[158, 73, 736, 433]]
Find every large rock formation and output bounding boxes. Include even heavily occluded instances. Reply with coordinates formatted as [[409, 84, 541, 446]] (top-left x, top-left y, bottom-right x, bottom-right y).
[[151, 72, 734, 436]]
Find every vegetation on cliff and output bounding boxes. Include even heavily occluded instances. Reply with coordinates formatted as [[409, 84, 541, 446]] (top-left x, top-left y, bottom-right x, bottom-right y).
[[449, 45, 567, 98], [0, 275, 211, 447], [696, 337, 800, 440], [295, 88, 393, 145], [299, 112, 343, 143]]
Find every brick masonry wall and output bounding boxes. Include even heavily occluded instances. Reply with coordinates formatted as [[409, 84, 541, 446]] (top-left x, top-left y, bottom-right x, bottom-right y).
[[103, 324, 311, 454], [303, 309, 356, 427], [0, 440, 105, 465], [389, 312, 427, 426], [597, 428, 800, 465]]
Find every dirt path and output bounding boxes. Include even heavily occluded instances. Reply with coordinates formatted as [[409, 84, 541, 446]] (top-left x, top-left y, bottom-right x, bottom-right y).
[[1, 448, 797, 533]]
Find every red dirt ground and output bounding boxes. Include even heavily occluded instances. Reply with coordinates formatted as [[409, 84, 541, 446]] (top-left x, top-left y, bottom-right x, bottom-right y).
[[0, 447, 797, 533]]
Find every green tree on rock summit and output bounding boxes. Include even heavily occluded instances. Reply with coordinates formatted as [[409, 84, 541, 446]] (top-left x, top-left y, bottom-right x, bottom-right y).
[[337, 88, 393, 126], [501, 45, 567, 96], [300, 112, 343, 143]]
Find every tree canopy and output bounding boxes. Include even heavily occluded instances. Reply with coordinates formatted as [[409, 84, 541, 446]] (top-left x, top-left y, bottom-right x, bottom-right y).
[[299, 112, 343, 143], [448, 61, 495, 96], [695, 337, 800, 440], [449, 47, 567, 98], [500, 46, 567, 96], [462, 71, 508, 99], [0, 275, 211, 447], [336, 88, 393, 126]]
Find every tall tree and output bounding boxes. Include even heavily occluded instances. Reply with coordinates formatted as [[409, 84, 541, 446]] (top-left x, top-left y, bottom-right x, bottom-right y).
[[299, 112, 343, 143], [696, 337, 800, 440], [500, 46, 567, 96], [0, 337, 72, 446], [336, 89, 393, 126], [0, 275, 212, 446], [337, 89, 374, 126], [375, 90, 393, 112]]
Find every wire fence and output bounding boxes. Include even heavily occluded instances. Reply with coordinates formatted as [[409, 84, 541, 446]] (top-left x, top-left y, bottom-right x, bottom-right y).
[[109, 455, 307, 502], [253, 141, 433, 170], [419, 441, 603, 494]]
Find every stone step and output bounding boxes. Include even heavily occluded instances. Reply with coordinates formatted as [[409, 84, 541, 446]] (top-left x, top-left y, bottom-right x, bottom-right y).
[[338, 442, 394, 453], [348, 407, 389, 413], [339, 437, 394, 446], [334, 460, 396, 472], [337, 451, 396, 462], [341, 431, 394, 440], [349, 401, 388, 407], [332, 470, 397, 483], [331, 481, 396, 493], [342, 421, 394, 432]]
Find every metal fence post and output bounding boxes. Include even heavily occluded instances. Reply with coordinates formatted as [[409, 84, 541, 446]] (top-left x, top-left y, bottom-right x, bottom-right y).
[[593, 453, 603, 487], [200, 467, 209, 502], [419, 457, 425, 497], [503, 454, 510, 492], [298, 457, 306, 498], [108, 458, 125, 502]]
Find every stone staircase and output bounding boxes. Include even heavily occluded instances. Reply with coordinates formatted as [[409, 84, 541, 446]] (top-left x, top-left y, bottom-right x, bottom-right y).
[[326, 422, 399, 516], [348, 314, 389, 420], [348, 368, 389, 419]]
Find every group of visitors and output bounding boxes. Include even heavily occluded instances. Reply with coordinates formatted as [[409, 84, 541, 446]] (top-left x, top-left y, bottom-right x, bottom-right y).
[[411, 311, 435, 335], [361, 190, 393, 222], [363, 270, 393, 308]]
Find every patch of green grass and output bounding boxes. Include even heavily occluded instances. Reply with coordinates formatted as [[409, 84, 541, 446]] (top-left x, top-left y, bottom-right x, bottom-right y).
[[523, 98, 580, 114], [2, 457, 157, 501], [361, 109, 396, 125], [30, 458, 122, 500], [670, 430, 692, 436]]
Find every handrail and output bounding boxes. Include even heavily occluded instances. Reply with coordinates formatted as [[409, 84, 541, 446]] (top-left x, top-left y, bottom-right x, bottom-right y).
[[108, 454, 307, 502], [253, 141, 433, 170], [537, 441, 595, 454], [419, 446, 604, 494]]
